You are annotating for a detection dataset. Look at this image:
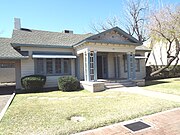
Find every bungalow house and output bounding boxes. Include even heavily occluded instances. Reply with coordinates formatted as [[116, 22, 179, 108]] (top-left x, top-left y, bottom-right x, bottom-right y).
[[0, 18, 150, 92]]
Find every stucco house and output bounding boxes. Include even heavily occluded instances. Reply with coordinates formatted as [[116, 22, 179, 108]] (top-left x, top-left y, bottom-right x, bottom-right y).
[[0, 18, 150, 92], [146, 40, 180, 66]]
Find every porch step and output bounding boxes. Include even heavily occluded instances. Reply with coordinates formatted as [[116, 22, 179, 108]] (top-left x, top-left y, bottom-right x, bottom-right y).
[[105, 81, 136, 89]]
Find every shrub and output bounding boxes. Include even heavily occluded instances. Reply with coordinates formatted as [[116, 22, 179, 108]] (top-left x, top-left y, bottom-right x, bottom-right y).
[[58, 76, 80, 92], [21, 75, 46, 92]]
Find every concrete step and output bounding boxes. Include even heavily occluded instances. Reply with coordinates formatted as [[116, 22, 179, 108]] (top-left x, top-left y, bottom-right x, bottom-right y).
[[105, 81, 136, 89]]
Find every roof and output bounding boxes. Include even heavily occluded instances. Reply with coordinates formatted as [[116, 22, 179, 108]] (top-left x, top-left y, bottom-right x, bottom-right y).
[[135, 45, 151, 51], [0, 38, 25, 59], [12, 29, 93, 47], [74, 27, 142, 47]]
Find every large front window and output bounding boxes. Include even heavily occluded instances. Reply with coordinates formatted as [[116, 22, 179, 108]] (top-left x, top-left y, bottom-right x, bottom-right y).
[[35, 58, 71, 75]]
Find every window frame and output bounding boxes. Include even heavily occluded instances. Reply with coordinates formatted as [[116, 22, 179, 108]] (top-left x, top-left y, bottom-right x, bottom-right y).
[[35, 58, 71, 76], [123, 55, 140, 72]]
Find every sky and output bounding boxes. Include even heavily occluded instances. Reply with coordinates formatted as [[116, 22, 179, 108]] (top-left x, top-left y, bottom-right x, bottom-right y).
[[0, 0, 179, 38]]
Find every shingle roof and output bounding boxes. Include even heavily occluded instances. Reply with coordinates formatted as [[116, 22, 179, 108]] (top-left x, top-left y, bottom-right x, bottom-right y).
[[0, 38, 24, 59], [12, 29, 93, 47]]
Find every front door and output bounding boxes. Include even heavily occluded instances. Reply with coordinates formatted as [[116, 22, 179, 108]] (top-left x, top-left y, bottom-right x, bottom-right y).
[[97, 55, 108, 79]]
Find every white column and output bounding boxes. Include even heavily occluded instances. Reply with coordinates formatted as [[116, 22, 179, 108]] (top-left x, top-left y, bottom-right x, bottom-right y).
[[86, 50, 90, 81], [94, 51, 97, 81]]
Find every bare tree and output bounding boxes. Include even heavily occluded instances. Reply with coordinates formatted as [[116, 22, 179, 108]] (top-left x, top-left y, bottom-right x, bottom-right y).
[[124, 0, 149, 42], [148, 5, 180, 76], [91, 0, 149, 43], [90, 16, 120, 33]]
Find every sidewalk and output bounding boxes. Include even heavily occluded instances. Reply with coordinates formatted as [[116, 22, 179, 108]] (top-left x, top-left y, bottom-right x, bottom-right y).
[[0, 86, 15, 121], [74, 108, 180, 135], [108, 86, 180, 102]]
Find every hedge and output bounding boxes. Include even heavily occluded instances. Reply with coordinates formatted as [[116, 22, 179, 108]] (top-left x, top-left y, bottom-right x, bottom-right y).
[[21, 75, 46, 92], [58, 76, 80, 92]]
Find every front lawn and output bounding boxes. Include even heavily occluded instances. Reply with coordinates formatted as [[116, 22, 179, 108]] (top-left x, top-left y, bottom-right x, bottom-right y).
[[143, 78, 180, 96], [0, 90, 180, 135]]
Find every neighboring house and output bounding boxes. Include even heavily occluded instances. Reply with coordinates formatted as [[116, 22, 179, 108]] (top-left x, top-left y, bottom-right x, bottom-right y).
[[0, 18, 150, 91], [146, 40, 180, 66]]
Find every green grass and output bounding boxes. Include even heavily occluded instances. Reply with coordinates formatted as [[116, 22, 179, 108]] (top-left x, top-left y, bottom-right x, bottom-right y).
[[142, 78, 180, 96], [0, 90, 180, 135]]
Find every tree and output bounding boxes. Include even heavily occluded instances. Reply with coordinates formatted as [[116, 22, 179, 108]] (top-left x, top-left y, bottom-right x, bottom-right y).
[[148, 5, 180, 76], [91, 0, 149, 43]]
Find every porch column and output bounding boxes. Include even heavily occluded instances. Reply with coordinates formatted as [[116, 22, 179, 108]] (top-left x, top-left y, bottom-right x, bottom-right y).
[[87, 51, 91, 81], [93, 51, 97, 81], [127, 53, 131, 80], [132, 53, 136, 79], [83, 50, 90, 81]]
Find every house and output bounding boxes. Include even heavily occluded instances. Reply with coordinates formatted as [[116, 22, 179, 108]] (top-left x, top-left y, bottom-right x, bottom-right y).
[[146, 40, 180, 66], [0, 18, 150, 92]]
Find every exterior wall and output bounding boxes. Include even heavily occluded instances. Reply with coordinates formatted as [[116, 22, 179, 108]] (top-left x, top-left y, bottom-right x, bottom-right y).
[[146, 41, 180, 66], [20, 46, 76, 88], [0, 60, 16, 83], [135, 51, 146, 79], [79, 53, 84, 80], [0, 68, 15, 83], [76, 43, 136, 54], [119, 54, 127, 79], [107, 53, 115, 78]]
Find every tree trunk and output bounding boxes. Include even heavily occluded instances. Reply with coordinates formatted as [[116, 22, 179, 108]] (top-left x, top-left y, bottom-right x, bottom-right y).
[[150, 39, 180, 76]]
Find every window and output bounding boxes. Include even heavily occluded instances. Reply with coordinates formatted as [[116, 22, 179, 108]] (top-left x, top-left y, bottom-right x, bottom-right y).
[[36, 59, 44, 74], [135, 59, 140, 72], [123, 55, 140, 72], [55, 59, 61, 74], [63, 59, 70, 74], [0, 63, 15, 68], [35, 58, 71, 75], [46, 59, 53, 74]]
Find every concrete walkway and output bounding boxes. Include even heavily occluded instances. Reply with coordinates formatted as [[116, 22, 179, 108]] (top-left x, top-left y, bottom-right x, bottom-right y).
[[74, 108, 180, 135], [0, 86, 15, 121], [108, 86, 180, 102]]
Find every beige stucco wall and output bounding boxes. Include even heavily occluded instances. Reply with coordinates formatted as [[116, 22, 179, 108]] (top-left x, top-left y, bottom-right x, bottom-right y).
[[79, 53, 84, 80], [0, 68, 15, 83], [107, 52, 115, 78], [76, 43, 136, 54], [20, 46, 76, 88]]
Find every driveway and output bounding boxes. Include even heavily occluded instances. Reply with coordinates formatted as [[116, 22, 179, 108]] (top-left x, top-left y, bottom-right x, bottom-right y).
[[0, 86, 15, 121]]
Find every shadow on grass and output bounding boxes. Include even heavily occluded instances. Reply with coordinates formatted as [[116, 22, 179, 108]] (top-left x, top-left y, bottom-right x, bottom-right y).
[[15, 87, 84, 95], [143, 80, 170, 87]]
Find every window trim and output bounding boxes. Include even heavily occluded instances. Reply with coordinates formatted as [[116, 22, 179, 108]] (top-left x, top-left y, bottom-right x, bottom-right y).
[[34, 58, 71, 76], [123, 55, 140, 72]]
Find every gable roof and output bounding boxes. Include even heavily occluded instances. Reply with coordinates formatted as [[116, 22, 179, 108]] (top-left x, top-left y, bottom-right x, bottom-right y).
[[74, 27, 142, 47], [0, 38, 24, 59], [12, 27, 142, 48], [12, 29, 93, 47], [88, 27, 141, 43]]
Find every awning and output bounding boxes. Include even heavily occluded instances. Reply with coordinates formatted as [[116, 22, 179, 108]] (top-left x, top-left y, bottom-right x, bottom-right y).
[[32, 54, 76, 59], [135, 56, 147, 59]]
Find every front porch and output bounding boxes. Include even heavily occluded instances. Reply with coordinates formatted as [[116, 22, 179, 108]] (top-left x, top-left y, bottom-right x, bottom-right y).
[[75, 45, 137, 92]]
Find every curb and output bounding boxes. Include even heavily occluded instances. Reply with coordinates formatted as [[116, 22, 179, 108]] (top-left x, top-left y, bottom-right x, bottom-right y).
[[0, 92, 16, 121]]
